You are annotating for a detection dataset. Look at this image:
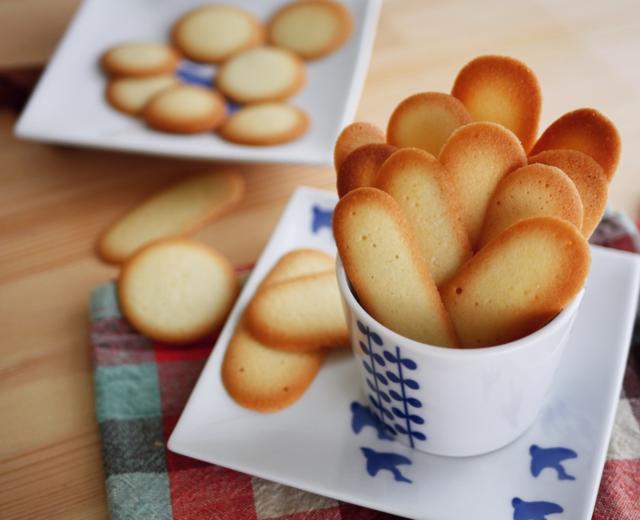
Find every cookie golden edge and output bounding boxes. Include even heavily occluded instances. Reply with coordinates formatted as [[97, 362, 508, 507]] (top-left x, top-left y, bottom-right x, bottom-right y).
[[244, 271, 349, 351], [529, 108, 621, 181], [143, 86, 228, 134], [218, 104, 310, 146], [333, 122, 386, 171], [216, 47, 306, 104], [170, 6, 266, 63], [441, 216, 590, 347], [451, 55, 542, 152], [118, 238, 239, 344], [337, 143, 397, 198], [100, 43, 181, 77], [333, 187, 460, 347], [267, 0, 354, 60], [96, 172, 245, 264]]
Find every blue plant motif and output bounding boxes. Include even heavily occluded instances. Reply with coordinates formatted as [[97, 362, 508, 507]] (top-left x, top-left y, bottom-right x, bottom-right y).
[[529, 445, 577, 481], [361, 447, 412, 483], [511, 497, 563, 520], [350, 401, 394, 440], [357, 320, 425, 447], [311, 205, 333, 234]]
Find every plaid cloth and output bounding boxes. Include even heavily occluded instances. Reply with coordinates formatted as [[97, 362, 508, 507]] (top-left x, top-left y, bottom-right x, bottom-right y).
[[91, 214, 640, 520]]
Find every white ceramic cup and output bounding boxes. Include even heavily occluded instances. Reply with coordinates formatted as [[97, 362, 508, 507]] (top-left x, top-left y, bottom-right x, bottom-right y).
[[336, 259, 584, 457]]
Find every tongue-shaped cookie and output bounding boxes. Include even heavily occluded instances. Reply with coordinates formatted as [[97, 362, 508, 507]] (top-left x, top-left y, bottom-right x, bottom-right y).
[[442, 216, 590, 347], [529, 108, 621, 181], [478, 163, 583, 247], [452, 55, 542, 152], [334, 122, 385, 171], [337, 143, 396, 197], [439, 121, 526, 248]]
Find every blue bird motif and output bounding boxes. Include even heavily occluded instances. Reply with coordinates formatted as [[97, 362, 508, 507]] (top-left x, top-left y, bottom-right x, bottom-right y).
[[311, 206, 333, 234], [350, 401, 394, 440], [529, 444, 577, 481], [512, 497, 563, 520], [360, 447, 412, 483]]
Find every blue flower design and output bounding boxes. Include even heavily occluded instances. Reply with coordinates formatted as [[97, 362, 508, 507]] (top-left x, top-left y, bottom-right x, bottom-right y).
[[357, 320, 425, 447]]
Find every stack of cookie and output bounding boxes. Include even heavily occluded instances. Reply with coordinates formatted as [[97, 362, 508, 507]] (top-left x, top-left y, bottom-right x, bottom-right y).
[[333, 55, 620, 348], [101, 1, 353, 146]]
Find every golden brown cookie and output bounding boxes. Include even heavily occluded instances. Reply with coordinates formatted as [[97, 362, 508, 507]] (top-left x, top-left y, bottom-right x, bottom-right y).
[[529, 108, 621, 181], [528, 149, 608, 237], [438, 121, 527, 248], [218, 103, 309, 146], [333, 187, 459, 347], [441, 216, 590, 347], [101, 42, 180, 77], [98, 172, 244, 264], [105, 75, 180, 115], [217, 46, 305, 104], [333, 122, 386, 171], [118, 238, 239, 344], [478, 163, 584, 247], [337, 143, 397, 197], [452, 55, 542, 152], [143, 85, 227, 134], [245, 270, 348, 351], [376, 148, 472, 286], [171, 5, 264, 63], [222, 248, 334, 412], [267, 0, 353, 60], [387, 92, 472, 156]]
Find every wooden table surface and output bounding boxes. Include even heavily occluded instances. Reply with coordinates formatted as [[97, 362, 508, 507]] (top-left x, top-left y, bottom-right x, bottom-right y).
[[0, 1, 638, 518]]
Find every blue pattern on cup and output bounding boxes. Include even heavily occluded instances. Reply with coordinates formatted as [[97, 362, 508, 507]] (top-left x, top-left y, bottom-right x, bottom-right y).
[[357, 320, 426, 447]]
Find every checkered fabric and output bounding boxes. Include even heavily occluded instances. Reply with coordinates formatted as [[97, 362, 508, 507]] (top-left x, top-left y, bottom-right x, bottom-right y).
[[91, 215, 640, 520]]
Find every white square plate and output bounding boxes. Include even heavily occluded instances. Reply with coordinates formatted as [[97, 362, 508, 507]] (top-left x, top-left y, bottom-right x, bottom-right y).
[[15, 0, 381, 165], [169, 187, 640, 519]]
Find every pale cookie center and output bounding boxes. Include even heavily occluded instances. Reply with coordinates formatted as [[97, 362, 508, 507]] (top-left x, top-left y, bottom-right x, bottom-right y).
[[273, 7, 340, 52], [181, 10, 254, 54], [155, 89, 217, 120], [232, 104, 299, 136], [224, 49, 299, 97], [112, 45, 172, 69]]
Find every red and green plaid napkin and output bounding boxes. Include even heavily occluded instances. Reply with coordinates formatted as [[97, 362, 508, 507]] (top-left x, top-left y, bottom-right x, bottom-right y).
[[90, 212, 640, 520]]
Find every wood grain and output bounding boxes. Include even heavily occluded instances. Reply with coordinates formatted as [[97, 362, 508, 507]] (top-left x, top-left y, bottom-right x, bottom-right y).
[[1, 0, 639, 518]]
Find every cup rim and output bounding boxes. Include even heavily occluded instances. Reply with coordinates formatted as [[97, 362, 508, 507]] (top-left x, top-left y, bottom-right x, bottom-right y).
[[336, 257, 585, 360]]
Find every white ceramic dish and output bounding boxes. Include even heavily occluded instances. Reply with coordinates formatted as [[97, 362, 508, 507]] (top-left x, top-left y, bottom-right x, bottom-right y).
[[169, 187, 640, 519], [14, 0, 381, 165]]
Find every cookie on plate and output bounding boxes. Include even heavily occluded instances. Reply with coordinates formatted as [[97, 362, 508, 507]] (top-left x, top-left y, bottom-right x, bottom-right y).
[[376, 148, 472, 286], [333, 187, 459, 347], [118, 238, 239, 344], [478, 163, 584, 247], [439, 121, 527, 247], [222, 248, 334, 412], [217, 46, 305, 104], [337, 143, 397, 197], [143, 85, 227, 133], [528, 149, 608, 237], [101, 42, 180, 77], [171, 5, 264, 63], [246, 269, 348, 351], [106, 75, 180, 115], [268, 0, 353, 60], [98, 172, 244, 264], [333, 122, 385, 171], [441, 216, 590, 347], [218, 103, 309, 146], [529, 108, 621, 181], [387, 92, 472, 156], [452, 55, 542, 152]]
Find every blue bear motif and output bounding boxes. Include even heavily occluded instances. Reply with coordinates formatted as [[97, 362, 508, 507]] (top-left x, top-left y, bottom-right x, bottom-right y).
[[350, 402, 394, 440], [311, 205, 333, 234], [512, 497, 563, 520], [529, 445, 577, 481], [361, 447, 412, 484]]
